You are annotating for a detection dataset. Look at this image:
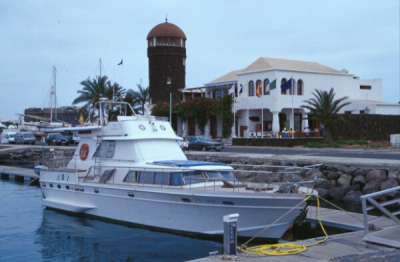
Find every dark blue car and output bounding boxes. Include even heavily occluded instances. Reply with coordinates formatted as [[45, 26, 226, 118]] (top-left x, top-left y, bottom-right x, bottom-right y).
[[46, 133, 70, 146], [187, 136, 224, 151]]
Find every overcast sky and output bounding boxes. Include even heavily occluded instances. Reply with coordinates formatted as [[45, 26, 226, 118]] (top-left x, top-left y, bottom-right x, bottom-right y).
[[0, 0, 399, 120]]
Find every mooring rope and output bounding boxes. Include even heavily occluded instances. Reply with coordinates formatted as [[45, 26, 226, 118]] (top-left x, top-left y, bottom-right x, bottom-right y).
[[239, 195, 329, 256]]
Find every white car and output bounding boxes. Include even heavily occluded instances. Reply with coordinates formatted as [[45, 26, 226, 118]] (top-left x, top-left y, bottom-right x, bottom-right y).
[[1, 131, 16, 144], [178, 138, 189, 150]]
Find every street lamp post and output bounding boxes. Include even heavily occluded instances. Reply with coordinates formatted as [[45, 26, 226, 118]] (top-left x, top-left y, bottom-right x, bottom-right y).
[[166, 77, 172, 123]]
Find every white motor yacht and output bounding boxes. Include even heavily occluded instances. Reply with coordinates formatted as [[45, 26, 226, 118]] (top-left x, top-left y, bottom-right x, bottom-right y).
[[39, 101, 309, 239]]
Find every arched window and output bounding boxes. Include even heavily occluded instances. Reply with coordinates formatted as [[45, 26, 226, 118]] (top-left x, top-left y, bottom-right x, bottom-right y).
[[255, 80, 262, 97], [248, 80, 254, 96], [297, 79, 304, 95], [263, 79, 270, 95], [281, 78, 287, 95]]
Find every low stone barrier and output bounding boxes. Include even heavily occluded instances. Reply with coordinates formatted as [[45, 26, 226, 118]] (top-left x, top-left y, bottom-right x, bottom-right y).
[[187, 152, 400, 208], [0, 147, 75, 168], [232, 137, 324, 147]]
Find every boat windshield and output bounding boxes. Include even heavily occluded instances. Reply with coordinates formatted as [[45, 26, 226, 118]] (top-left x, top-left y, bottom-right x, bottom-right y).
[[182, 171, 236, 185], [123, 170, 236, 186]]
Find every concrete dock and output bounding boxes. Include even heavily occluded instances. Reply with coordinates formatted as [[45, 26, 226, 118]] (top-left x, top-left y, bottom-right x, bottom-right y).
[[0, 165, 38, 182], [189, 207, 400, 262]]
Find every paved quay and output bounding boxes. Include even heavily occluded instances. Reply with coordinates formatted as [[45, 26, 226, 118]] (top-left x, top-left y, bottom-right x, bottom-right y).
[[224, 145, 400, 161], [189, 230, 400, 262], [187, 150, 400, 169], [0, 165, 38, 180], [188, 211, 399, 262]]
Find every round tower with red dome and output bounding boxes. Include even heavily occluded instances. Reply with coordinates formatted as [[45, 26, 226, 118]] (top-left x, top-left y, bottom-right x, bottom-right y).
[[147, 19, 187, 105]]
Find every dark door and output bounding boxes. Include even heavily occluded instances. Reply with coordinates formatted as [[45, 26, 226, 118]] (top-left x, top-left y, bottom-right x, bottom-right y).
[[210, 116, 217, 138], [188, 117, 195, 136], [240, 126, 247, 137]]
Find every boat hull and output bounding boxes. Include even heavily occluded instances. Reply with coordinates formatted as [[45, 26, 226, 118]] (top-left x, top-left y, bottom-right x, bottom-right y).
[[41, 184, 306, 239]]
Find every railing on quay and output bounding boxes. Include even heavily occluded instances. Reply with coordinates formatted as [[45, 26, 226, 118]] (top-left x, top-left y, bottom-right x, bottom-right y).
[[360, 186, 400, 234]]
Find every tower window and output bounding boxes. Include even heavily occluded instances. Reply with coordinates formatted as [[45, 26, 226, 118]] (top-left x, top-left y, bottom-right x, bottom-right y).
[[360, 85, 371, 90]]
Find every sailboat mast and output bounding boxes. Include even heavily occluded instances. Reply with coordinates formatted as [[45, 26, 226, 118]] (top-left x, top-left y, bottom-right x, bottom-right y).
[[50, 66, 57, 123]]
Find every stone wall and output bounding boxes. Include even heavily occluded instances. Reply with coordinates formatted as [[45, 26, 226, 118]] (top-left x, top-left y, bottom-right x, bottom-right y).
[[308, 165, 400, 206], [0, 147, 75, 168], [187, 152, 400, 208]]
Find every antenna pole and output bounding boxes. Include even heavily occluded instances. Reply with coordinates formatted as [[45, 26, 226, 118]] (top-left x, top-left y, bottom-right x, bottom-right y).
[[99, 58, 102, 77]]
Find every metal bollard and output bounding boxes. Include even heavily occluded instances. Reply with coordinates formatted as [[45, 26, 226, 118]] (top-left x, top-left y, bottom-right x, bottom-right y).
[[223, 213, 239, 256]]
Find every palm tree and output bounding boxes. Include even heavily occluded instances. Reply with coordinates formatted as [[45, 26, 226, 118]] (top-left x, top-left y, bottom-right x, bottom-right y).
[[107, 82, 126, 102], [302, 88, 350, 141], [73, 75, 125, 111], [126, 84, 149, 114], [73, 75, 110, 111]]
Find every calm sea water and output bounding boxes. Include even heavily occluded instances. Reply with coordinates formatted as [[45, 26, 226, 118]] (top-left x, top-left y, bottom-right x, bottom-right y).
[[0, 181, 221, 262]]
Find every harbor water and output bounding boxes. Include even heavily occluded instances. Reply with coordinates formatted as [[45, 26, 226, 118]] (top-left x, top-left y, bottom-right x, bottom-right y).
[[0, 181, 221, 262]]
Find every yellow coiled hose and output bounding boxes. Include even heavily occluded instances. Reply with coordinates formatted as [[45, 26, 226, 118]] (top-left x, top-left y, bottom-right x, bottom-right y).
[[239, 196, 328, 256]]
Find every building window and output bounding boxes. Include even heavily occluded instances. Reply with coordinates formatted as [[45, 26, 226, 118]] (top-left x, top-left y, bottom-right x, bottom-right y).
[[360, 85, 371, 90], [281, 78, 287, 95], [263, 79, 270, 95], [297, 79, 304, 95], [248, 81, 255, 96], [255, 80, 262, 97]]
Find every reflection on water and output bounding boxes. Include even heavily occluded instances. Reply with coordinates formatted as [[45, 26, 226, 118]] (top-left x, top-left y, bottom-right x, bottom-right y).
[[0, 181, 221, 262]]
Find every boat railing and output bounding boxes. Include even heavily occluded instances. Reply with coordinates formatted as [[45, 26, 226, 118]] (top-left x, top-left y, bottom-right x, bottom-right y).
[[78, 165, 247, 193], [42, 157, 74, 170]]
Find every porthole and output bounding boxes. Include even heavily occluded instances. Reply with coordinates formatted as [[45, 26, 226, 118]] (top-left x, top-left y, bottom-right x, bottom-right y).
[[94, 189, 99, 193], [128, 193, 135, 198], [181, 198, 191, 203], [41, 183, 46, 188], [57, 185, 61, 189], [66, 185, 70, 190], [49, 184, 54, 188], [222, 201, 234, 206], [160, 125, 166, 131], [139, 124, 146, 131]]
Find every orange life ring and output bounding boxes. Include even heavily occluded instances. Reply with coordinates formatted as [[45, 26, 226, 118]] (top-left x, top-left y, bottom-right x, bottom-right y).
[[79, 144, 90, 161]]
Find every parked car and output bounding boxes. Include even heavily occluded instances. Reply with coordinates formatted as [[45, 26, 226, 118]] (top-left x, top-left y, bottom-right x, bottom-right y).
[[187, 136, 224, 151], [14, 132, 36, 145], [46, 133, 70, 146], [0, 131, 16, 144], [178, 138, 189, 150], [72, 134, 80, 144]]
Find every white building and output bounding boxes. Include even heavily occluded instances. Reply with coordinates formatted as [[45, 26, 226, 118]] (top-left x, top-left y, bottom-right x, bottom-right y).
[[178, 57, 400, 138]]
